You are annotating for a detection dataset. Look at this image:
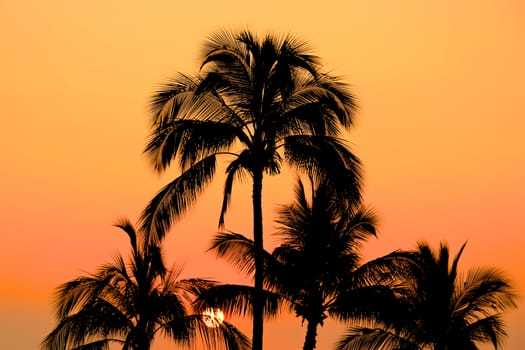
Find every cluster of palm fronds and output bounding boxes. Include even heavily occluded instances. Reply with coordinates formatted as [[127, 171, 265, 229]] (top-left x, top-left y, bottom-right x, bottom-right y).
[[41, 219, 250, 350], [42, 29, 517, 350], [197, 180, 517, 350]]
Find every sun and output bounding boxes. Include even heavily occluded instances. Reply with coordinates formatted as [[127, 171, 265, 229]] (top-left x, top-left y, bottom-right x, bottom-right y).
[[202, 308, 225, 328]]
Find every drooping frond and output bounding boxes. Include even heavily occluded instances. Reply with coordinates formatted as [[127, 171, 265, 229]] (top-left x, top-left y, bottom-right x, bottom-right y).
[[42, 298, 132, 350], [162, 314, 251, 350], [464, 314, 507, 349], [140, 155, 217, 243], [337, 205, 378, 254], [180, 121, 239, 172], [314, 73, 357, 129], [201, 29, 252, 73], [209, 232, 261, 276], [53, 256, 131, 321], [167, 275, 217, 306], [336, 324, 419, 350], [145, 115, 240, 173], [278, 75, 356, 137], [194, 284, 283, 320], [219, 158, 248, 228], [283, 135, 362, 203], [71, 339, 122, 350], [150, 73, 202, 123], [454, 267, 517, 321]]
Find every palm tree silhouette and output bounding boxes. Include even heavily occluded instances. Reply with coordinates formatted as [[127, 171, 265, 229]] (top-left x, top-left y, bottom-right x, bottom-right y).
[[199, 179, 399, 350], [337, 241, 517, 350], [141, 29, 361, 350], [41, 219, 250, 350]]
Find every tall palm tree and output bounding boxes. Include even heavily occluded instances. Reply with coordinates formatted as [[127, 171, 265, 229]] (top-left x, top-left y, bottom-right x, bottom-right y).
[[141, 29, 361, 350], [41, 219, 250, 350], [200, 179, 400, 350], [337, 241, 517, 350]]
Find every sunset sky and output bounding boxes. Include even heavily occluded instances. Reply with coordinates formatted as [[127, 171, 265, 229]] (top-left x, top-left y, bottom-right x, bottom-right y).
[[1, 1, 524, 349]]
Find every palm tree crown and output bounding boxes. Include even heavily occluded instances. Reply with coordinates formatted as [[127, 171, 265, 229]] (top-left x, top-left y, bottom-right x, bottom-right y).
[[141, 29, 362, 350], [271, 180, 384, 350], [142, 29, 360, 240], [202, 180, 398, 350], [337, 241, 517, 350], [41, 219, 250, 350]]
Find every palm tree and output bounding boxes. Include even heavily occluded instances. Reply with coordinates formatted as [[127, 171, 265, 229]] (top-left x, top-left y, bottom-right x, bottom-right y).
[[141, 29, 361, 350], [200, 179, 400, 350], [41, 219, 250, 350], [337, 241, 517, 350], [272, 179, 399, 350]]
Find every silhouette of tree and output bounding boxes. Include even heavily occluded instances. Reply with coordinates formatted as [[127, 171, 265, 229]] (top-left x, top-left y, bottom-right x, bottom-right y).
[[141, 29, 361, 350], [41, 219, 250, 350], [198, 179, 400, 350], [337, 241, 517, 350]]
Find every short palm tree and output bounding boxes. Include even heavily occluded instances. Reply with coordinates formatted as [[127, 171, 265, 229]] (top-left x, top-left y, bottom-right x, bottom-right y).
[[337, 241, 517, 350], [200, 179, 399, 350], [141, 29, 361, 350], [41, 219, 250, 350], [272, 180, 398, 350]]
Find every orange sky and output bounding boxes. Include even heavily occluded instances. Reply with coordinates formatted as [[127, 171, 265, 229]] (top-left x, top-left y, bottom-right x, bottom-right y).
[[1, 1, 524, 349]]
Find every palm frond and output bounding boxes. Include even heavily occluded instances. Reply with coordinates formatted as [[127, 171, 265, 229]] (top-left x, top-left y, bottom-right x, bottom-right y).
[[71, 338, 123, 350], [336, 325, 418, 350], [177, 121, 238, 171], [113, 218, 138, 256], [145, 116, 238, 173], [279, 79, 355, 137], [54, 261, 129, 321], [464, 313, 507, 349], [219, 158, 246, 228], [162, 314, 251, 350], [194, 284, 283, 320], [140, 155, 217, 243], [314, 73, 357, 129], [208, 232, 259, 276], [149, 73, 201, 123], [42, 298, 132, 350], [455, 267, 517, 321], [170, 276, 217, 305], [274, 33, 321, 77], [284, 135, 362, 203]]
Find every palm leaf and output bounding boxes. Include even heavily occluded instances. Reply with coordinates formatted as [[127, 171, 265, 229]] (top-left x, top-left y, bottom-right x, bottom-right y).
[[336, 325, 418, 350], [283, 135, 362, 203], [150, 73, 201, 121], [42, 298, 132, 349], [209, 232, 264, 276], [113, 218, 138, 256], [194, 284, 283, 319], [140, 155, 216, 243], [162, 314, 250, 350]]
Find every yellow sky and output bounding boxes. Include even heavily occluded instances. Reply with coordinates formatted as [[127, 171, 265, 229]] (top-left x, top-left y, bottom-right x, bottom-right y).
[[1, 1, 524, 349]]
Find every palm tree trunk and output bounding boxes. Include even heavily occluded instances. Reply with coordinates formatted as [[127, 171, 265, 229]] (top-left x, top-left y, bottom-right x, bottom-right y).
[[133, 321, 152, 350], [252, 169, 264, 350], [302, 321, 319, 350]]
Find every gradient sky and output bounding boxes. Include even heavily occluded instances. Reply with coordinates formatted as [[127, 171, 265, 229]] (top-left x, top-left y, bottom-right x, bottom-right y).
[[1, 1, 524, 349]]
